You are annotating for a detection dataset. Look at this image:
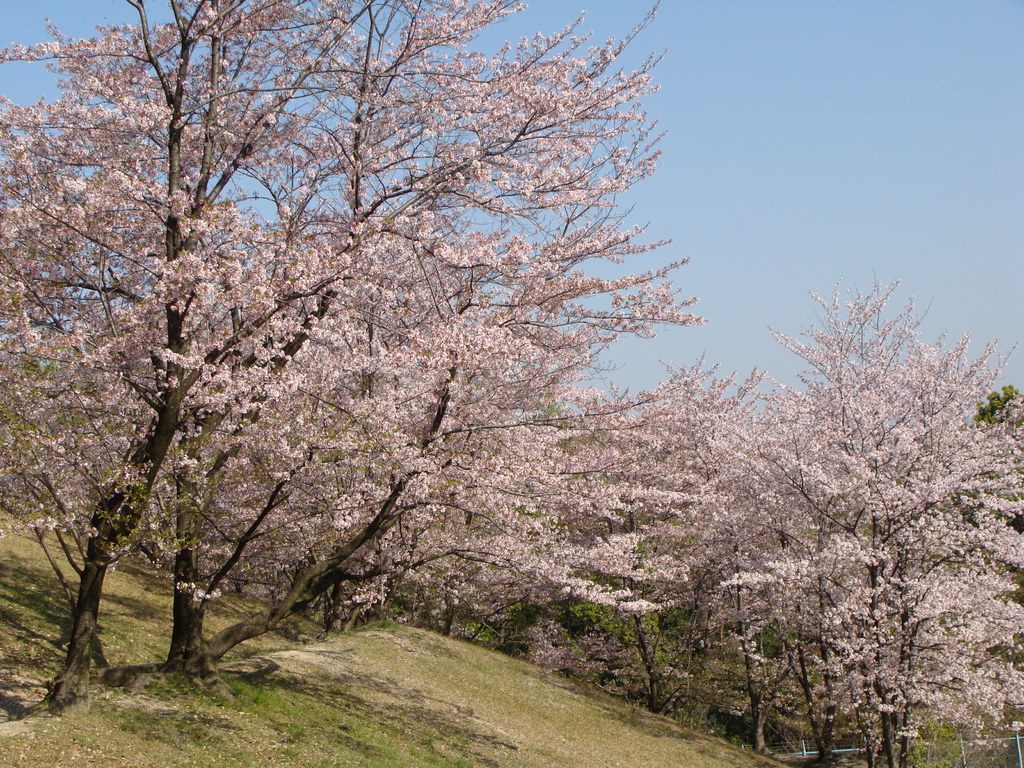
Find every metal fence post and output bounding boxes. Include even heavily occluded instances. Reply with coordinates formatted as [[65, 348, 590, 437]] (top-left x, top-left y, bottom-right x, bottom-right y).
[[1015, 731, 1022, 768]]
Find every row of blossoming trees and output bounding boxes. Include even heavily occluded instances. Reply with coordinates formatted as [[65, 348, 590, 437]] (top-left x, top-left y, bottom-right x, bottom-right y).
[[0, 4, 1021, 768], [477, 285, 1023, 768]]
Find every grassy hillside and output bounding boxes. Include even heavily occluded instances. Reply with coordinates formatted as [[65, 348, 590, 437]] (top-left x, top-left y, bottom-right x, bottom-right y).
[[0, 535, 781, 767]]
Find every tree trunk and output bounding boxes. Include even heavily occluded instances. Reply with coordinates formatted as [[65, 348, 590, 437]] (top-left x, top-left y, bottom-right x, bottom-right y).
[[47, 382, 186, 712], [750, 695, 769, 755], [163, 541, 232, 697], [895, 708, 912, 768], [793, 639, 837, 763], [441, 601, 455, 636], [163, 598, 227, 696], [324, 580, 346, 633], [203, 481, 407, 662], [816, 708, 837, 764], [737, 619, 774, 755], [880, 711, 899, 768], [632, 615, 664, 714], [48, 557, 108, 712]]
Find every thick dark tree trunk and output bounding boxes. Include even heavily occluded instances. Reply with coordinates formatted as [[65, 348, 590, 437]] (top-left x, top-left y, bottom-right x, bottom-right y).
[[897, 711, 912, 768], [441, 601, 455, 636], [815, 711, 837, 764], [46, 377, 186, 712], [879, 709, 912, 768], [48, 557, 108, 712], [163, 599, 226, 695], [646, 678, 662, 715], [163, 540, 231, 697]]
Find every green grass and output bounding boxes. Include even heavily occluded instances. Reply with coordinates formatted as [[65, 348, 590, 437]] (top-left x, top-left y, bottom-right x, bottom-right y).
[[0, 535, 784, 767]]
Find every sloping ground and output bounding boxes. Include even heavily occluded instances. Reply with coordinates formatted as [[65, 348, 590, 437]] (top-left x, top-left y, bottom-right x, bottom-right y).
[[0, 534, 313, 718], [0, 535, 781, 767]]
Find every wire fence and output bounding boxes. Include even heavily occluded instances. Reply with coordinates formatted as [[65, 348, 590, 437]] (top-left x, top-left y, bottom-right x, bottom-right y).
[[913, 733, 1024, 768], [747, 733, 1024, 767], [760, 735, 864, 759]]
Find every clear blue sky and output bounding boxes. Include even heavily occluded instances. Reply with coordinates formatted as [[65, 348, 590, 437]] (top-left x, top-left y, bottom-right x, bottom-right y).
[[4, 1, 1023, 392]]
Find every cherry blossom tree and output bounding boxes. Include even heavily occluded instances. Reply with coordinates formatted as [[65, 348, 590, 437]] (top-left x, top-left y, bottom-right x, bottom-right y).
[[745, 284, 1024, 768], [0, 0, 699, 709], [517, 365, 765, 718]]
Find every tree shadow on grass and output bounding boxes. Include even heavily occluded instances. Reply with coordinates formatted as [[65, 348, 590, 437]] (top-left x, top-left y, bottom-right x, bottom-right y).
[[102, 591, 166, 622], [226, 652, 517, 767], [0, 552, 73, 646], [0, 555, 72, 674], [0, 546, 143, 717], [0, 681, 42, 720], [0, 552, 69, 719]]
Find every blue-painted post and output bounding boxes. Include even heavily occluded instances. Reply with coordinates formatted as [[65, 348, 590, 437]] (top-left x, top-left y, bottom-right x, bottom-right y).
[[1015, 731, 1022, 768]]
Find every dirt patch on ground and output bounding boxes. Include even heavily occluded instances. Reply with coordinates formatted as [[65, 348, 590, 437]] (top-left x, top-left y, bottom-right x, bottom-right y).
[[0, 714, 38, 738]]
